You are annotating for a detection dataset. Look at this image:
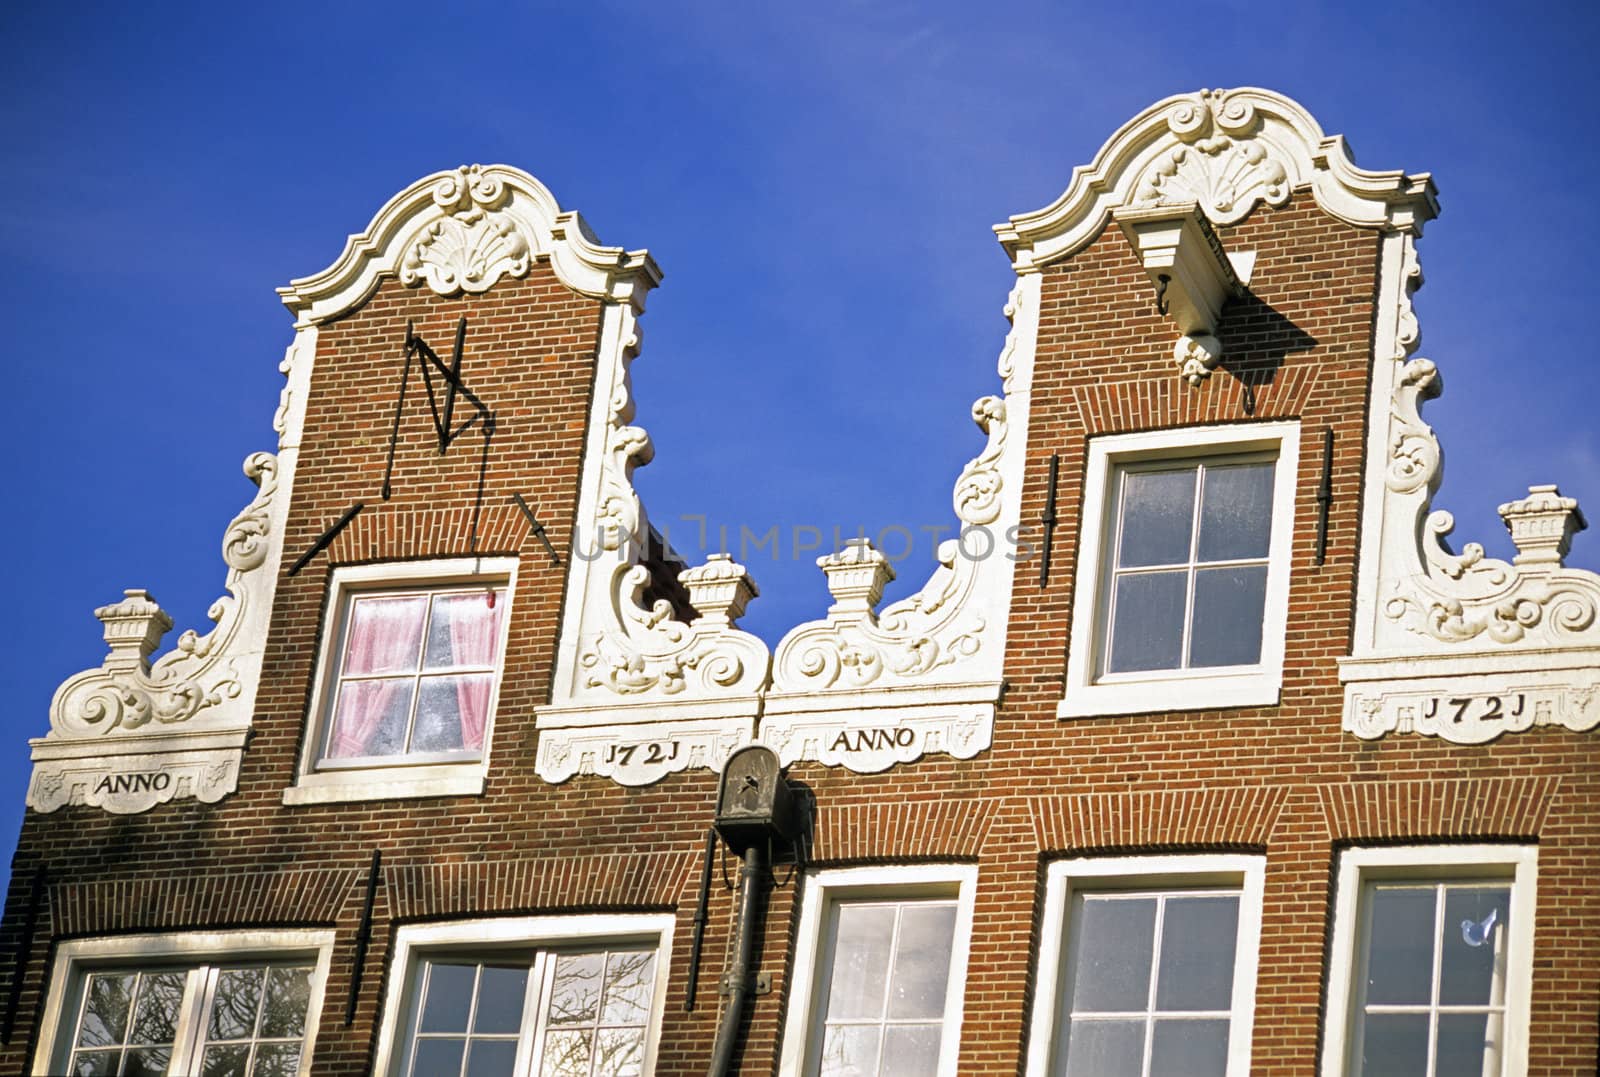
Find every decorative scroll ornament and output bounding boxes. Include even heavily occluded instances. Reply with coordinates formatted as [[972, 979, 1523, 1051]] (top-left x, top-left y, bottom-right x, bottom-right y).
[[768, 278, 1034, 729], [1343, 230, 1600, 744], [32, 453, 283, 813], [1375, 354, 1599, 649], [577, 556, 768, 699], [399, 165, 532, 296], [1133, 90, 1290, 224], [770, 392, 1006, 693], [49, 453, 278, 737]]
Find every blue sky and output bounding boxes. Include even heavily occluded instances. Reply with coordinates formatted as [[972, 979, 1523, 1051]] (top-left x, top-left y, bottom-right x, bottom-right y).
[[4, 2, 1597, 876]]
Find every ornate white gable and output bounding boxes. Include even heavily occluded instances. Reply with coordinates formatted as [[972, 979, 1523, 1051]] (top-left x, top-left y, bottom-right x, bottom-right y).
[[995, 87, 1438, 271]]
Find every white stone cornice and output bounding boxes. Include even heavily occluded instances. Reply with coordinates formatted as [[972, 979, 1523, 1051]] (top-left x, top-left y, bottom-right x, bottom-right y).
[[995, 87, 1438, 272], [277, 164, 660, 327]]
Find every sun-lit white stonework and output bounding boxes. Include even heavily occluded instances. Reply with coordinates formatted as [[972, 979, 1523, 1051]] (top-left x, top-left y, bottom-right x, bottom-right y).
[[1340, 228, 1600, 742], [29, 452, 285, 814]]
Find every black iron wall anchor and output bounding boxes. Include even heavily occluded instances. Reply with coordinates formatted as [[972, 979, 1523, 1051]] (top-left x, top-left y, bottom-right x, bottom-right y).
[[1, 867, 45, 1045], [344, 849, 382, 1027], [1315, 426, 1335, 566], [1039, 453, 1061, 588], [511, 493, 562, 566]]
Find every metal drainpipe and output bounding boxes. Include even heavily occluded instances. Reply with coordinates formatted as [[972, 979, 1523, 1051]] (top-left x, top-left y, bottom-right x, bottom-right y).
[[707, 845, 764, 1077]]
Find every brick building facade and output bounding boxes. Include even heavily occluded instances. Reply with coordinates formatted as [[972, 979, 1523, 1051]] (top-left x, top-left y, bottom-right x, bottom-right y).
[[5, 88, 1598, 1076]]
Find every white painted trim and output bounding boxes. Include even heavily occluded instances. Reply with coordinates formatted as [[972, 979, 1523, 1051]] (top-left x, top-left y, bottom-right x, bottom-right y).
[[1320, 844, 1537, 1077], [370, 913, 676, 1077], [1025, 853, 1266, 1077], [778, 863, 979, 1077], [1059, 421, 1300, 719], [995, 87, 1436, 273], [284, 556, 518, 805], [33, 928, 336, 1077]]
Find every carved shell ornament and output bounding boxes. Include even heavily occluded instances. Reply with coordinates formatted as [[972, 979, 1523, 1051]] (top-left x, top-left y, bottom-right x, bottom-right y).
[[399, 165, 533, 296], [1134, 90, 1290, 223]]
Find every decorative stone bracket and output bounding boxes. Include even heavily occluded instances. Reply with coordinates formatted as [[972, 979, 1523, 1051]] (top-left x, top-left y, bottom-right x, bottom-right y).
[[1115, 203, 1244, 387]]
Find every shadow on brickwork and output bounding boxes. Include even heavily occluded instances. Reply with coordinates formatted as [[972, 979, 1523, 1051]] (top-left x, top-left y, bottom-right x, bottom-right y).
[[1217, 293, 1318, 416]]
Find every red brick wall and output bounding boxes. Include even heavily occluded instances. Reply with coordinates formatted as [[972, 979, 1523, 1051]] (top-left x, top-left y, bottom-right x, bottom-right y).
[[5, 195, 1598, 1076]]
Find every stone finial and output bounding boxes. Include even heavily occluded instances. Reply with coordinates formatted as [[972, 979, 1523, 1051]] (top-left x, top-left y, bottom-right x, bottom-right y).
[[95, 589, 173, 673], [1498, 485, 1587, 567], [679, 553, 759, 627], [818, 539, 895, 618]]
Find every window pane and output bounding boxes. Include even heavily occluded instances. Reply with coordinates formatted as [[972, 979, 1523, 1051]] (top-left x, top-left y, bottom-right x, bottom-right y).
[[1117, 469, 1197, 568], [258, 966, 313, 1039], [1196, 463, 1274, 562], [1063, 1018, 1143, 1077], [818, 1024, 882, 1077], [465, 1039, 520, 1077], [208, 967, 266, 1041], [326, 679, 414, 759], [473, 965, 529, 1036], [420, 963, 477, 1033], [425, 592, 503, 669], [1149, 1018, 1229, 1077], [78, 972, 135, 1047], [1435, 1012, 1493, 1076], [547, 953, 604, 1026], [253, 1043, 303, 1077], [881, 1024, 943, 1077], [129, 971, 185, 1046], [123, 1046, 173, 1077], [414, 1037, 467, 1076], [1439, 886, 1508, 1006], [1156, 895, 1239, 1011], [1359, 1012, 1429, 1076], [593, 1026, 647, 1077], [342, 595, 427, 675], [600, 951, 657, 1027], [1068, 896, 1156, 1012], [825, 904, 897, 1020], [540, 1029, 592, 1077], [1364, 887, 1435, 1005], [1107, 571, 1187, 673], [413, 677, 474, 754], [1187, 565, 1267, 668], [201, 1042, 249, 1076], [886, 903, 957, 1020], [69, 1051, 119, 1076]]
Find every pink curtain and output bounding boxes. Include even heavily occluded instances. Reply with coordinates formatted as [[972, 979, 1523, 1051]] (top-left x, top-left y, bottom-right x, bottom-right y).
[[328, 597, 425, 758], [448, 592, 502, 751]]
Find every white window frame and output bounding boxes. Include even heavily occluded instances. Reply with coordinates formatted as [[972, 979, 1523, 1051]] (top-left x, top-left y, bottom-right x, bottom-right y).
[[778, 863, 978, 1077], [1025, 853, 1266, 1077], [284, 556, 519, 805], [371, 913, 675, 1077], [33, 928, 335, 1077], [1320, 844, 1537, 1077], [1059, 421, 1300, 719]]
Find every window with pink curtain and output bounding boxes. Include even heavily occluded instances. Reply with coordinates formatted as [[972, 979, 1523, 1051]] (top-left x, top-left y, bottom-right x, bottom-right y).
[[322, 585, 505, 765]]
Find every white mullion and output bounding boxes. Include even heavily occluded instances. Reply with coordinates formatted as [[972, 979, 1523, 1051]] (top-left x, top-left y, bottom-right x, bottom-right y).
[[1103, 470, 1131, 677], [403, 588, 441, 755], [872, 904, 909, 1077], [1426, 884, 1446, 1077], [243, 964, 272, 1075], [527, 951, 559, 1077], [1180, 466, 1205, 669], [1142, 895, 1167, 1077], [406, 962, 434, 1077]]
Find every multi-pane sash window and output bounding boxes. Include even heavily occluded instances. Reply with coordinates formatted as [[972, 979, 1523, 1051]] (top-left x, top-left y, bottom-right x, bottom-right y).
[[1057, 888, 1241, 1077], [1352, 881, 1511, 1076], [67, 962, 314, 1076], [401, 947, 658, 1077], [1102, 458, 1274, 676], [319, 585, 505, 766], [814, 898, 959, 1077]]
